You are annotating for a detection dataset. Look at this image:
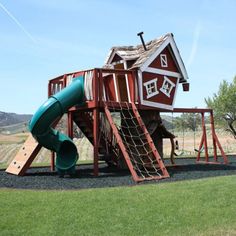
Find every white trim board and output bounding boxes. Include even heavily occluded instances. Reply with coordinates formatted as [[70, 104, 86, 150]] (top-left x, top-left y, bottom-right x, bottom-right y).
[[169, 39, 189, 82], [124, 62, 131, 103], [138, 70, 143, 105], [142, 100, 174, 110], [140, 35, 188, 82], [106, 50, 122, 65], [145, 67, 181, 78], [112, 73, 119, 102], [171, 77, 179, 109]]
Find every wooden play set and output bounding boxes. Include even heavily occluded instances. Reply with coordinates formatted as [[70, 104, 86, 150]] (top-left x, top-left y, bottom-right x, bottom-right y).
[[6, 33, 228, 182]]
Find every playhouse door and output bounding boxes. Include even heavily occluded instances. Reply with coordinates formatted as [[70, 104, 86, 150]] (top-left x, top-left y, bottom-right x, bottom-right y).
[[114, 64, 129, 102], [117, 75, 129, 101]]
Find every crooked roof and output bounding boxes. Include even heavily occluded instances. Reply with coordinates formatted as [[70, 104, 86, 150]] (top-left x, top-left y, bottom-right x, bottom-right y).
[[104, 33, 189, 82]]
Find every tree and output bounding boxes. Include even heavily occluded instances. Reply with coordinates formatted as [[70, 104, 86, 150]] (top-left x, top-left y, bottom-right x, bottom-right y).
[[173, 112, 201, 132], [205, 76, 236, 139]]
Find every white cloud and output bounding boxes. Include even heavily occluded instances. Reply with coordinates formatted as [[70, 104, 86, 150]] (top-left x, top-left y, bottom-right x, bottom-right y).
[[0, 1, 37, 43], [187, 21, 202, 68]]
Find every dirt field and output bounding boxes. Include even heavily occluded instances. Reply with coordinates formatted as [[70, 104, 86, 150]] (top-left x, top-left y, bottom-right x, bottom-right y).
[[0, 129, 235, 167], [0, 132, 93, 165], [163, 129, 236, 158], [0, 133, 28, 144]]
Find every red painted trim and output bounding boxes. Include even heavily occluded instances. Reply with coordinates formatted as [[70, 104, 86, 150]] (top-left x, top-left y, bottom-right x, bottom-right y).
[[98, 69, 104, 104], [212, 132, 228, 164], [92, 69, 100, 176], [131, 71, 136, 103], [131, 103, 170, 178], [67, 112, 73, 139], [104, 104, 140, 182], [210, 111, 217, 161], [93, 108, 99, 176], [201, 113, 209, 162], [173, 108, 213, 113]]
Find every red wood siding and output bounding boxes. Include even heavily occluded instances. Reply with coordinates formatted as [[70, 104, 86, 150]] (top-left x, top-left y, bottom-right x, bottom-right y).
[[73, 71, 84, 77], [149, 46, 179, 73], [111, 53, 123, 63], [142, 72, 178, 106], [103, 74, 116, 101]]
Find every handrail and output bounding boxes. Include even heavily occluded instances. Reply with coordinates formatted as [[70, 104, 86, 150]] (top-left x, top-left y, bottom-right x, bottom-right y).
[[48, 68, 137, 104]]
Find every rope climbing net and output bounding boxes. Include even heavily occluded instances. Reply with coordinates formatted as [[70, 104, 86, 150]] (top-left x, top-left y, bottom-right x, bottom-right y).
[[104, 102, 169, 182]]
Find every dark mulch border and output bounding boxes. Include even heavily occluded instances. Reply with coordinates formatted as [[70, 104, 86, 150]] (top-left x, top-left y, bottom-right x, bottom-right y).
[[1, 156, 236, 190]]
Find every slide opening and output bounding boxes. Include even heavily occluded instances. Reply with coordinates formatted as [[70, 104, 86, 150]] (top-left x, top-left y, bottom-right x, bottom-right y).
[[56, 141, 78, 170]]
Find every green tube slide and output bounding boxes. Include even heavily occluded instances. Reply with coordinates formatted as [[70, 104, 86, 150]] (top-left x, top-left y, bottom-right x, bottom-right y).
[[29, 75, 84, 175]]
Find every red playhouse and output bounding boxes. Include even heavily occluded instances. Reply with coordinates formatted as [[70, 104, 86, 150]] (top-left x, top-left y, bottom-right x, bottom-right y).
[[6, 32, 228, 182]]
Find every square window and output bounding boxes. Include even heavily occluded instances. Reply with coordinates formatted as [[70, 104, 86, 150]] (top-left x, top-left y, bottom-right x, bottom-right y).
[[143, 78, 159, 99], [160, 76, 175, 98]]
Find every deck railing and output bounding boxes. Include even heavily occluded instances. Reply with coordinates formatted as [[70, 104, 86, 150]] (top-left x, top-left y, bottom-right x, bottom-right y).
[[48, 68, 137, 106]]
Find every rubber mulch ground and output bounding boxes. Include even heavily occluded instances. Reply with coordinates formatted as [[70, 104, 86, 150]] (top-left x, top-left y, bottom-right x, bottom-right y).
[[1, 156, 236, 190]]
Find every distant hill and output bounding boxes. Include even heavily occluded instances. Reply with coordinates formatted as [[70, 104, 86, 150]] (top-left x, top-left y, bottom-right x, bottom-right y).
[[0, 111, 32, 127], [0, 111, 174, 135]]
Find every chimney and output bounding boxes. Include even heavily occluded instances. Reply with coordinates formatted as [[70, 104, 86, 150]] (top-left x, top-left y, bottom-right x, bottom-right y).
[[137, 32, 147, 51]]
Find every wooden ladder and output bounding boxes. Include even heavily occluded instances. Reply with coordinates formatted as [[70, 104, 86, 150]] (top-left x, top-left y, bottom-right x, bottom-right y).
[[5, 134, 42, 176], [6, 118, 61, 176]]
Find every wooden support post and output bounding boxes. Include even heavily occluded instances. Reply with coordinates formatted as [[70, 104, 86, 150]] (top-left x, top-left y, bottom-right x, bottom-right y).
[[196, 132, 204, 162], [212, 132, 228, 164], [98, 69, 104, 106], [210, 110, 228, 164], [67, 111, 73, 139], [210, 110, 217, 161], [93, 108, 99, 176], [130, 71, 136, 103], [50, 151, 55, 171], [93, 69, 99, 176], [170, 137, 175, 165], [201, 112, 209, 162]]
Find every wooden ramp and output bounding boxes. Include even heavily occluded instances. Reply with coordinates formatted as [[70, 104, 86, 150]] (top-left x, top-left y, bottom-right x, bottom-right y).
[[5, 134, 42, 176]]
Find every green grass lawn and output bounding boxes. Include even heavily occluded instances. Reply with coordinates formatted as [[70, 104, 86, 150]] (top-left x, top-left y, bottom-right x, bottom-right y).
[[0, 175, 235, 236]]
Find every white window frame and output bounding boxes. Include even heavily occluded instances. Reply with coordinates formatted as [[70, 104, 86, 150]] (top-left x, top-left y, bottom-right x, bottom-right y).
[[143, 78, 159, 99], [160, 54, 168, 67], [160, 76, 175, 98]]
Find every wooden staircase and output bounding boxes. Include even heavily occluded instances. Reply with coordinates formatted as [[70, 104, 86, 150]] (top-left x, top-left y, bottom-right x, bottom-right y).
[[73, 110, 116, 163]]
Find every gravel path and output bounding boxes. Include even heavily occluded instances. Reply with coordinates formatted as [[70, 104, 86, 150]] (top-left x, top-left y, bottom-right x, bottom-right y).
[[1, 156, 236, 190]]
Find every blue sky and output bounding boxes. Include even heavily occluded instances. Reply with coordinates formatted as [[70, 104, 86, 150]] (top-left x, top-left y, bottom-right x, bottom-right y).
[[0, 0, 235, 114]]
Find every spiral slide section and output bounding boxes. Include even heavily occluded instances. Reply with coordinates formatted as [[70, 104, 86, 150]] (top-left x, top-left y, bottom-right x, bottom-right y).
[[29, 75, 84, 174]]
